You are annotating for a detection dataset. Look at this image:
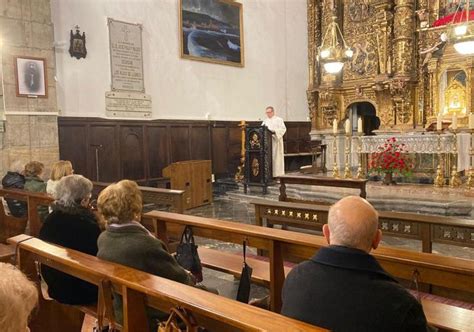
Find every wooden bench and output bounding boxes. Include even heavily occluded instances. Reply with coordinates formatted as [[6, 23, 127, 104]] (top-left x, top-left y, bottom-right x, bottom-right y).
[[0, 188, 53, 238], [277, 174, 368, 203], [252, 198, 474, 253], [9, 234, 326, 332], [144, 211, 474, 331], [92, 181, 185, 213]]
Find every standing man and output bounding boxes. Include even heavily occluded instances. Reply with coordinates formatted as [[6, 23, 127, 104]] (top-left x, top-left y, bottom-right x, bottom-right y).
[[262, 106, 286, 177]]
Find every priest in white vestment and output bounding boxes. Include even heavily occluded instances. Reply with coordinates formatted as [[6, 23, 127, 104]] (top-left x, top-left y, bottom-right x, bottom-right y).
[[262, 106, 287, 177]]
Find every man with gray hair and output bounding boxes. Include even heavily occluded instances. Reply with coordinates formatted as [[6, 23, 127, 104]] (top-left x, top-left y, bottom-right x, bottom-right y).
[[281, 196, 428, 331]]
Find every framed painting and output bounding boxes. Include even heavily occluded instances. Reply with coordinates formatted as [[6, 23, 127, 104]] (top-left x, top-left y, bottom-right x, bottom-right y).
[[180, 0, 244, 67], [14, 56, 48, 97]]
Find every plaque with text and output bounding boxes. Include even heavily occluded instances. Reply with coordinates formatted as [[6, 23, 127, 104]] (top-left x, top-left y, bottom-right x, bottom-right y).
[[108, 18, 144, 92]]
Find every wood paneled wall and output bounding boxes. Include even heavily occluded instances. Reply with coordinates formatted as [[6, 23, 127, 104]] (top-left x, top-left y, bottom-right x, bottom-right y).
[[58, 117, 310, 183]]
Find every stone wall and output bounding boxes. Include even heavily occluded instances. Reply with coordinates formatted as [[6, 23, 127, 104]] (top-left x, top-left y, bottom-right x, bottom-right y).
[[0, 0, 59, 176]]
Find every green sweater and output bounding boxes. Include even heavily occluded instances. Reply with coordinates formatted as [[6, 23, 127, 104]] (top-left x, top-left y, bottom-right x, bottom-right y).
[[24, 176, 48, 222], [97, 223, 192, 330]]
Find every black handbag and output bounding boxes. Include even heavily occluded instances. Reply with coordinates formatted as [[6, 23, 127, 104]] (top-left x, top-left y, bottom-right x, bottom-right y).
[[175, 226, 203, 283], [236, 240, 253, 303]]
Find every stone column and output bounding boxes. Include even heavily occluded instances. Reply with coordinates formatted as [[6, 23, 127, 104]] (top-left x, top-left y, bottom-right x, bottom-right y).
[[0, 0, 59, 175]]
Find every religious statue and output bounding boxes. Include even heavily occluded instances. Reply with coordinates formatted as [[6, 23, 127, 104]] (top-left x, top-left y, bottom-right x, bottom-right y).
[[420, 33, 447, 66]]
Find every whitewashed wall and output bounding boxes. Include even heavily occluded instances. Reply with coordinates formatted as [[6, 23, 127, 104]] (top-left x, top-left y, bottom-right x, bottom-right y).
[[51, 0, 308, 121]]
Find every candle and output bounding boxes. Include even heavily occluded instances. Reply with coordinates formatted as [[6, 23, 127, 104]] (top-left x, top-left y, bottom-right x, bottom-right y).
[[469, 113, 474, 129], [436, 113, 442, 131], [452, 113, 458, 130], [333, 119, 338, 134], [357, 117, 363, 134], [345, 119, 351, 134]]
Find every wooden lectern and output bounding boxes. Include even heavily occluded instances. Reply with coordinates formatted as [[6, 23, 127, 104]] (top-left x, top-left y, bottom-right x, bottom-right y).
[[162, 160, 212, 209], [244, 125, 272, 194]]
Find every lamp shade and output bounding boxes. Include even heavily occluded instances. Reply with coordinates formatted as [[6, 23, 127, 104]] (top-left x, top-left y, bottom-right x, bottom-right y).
[[323, 62, 344, 74], [454, 40, 474, 54]]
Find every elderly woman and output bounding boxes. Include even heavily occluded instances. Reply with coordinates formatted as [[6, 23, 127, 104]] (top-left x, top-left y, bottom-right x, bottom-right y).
[[0, 262, 38, 332], [23, 161, 46, 193], [39, 174, 100, 305], [46, 160, 74, 198], [1, 160, 27, 217], [97, 180, 193, 330]]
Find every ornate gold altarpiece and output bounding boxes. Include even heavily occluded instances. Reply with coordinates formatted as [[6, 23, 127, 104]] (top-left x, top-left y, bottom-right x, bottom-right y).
[[307, 0, 474, 179], [307, 0, 473, 132]]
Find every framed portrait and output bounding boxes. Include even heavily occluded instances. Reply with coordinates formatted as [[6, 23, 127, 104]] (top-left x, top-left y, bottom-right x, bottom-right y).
[[180, 0, 244, 67], [14, 56, 48, 97]]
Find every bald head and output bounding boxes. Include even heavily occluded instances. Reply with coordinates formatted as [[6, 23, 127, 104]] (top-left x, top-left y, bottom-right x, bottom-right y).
[[323, 196, 381, 252]]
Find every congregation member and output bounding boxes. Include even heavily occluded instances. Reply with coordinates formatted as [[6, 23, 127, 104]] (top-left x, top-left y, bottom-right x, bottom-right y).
[[39, 174, 100, 305], [1, 160, 27, 217], [97, 180, 194, 330], [46, 160, 74, 198], [262, 106, 286, 177], [0, 262, 38, 332], [281, 196, 428, 331], [23, 161, 49, 221]]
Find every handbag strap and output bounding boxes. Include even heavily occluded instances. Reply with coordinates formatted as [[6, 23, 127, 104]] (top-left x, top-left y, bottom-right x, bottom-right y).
[[243, 240, 247, 265], [163, 307, 198, 331], [13, 236, 34, 266], [409, 269, 421, 303]]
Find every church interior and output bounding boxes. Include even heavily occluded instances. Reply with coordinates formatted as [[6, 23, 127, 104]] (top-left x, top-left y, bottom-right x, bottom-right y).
[[0, 0, 473, 331]]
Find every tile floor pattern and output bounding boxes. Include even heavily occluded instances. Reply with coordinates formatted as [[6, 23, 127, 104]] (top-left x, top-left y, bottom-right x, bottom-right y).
[[82, 194, 474, 331]]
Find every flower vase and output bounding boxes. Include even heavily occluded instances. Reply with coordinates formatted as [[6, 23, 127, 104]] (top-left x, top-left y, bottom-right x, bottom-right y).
[[382, 172, 396, 185]]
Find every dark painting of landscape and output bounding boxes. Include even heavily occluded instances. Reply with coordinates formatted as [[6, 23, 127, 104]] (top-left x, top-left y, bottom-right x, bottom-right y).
[[180, 0, 243, 66]]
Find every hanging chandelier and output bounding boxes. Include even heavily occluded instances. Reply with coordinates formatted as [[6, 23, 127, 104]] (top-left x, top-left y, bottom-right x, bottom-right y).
[[449, 0, 474, 55], [318, 16, 353, 74]]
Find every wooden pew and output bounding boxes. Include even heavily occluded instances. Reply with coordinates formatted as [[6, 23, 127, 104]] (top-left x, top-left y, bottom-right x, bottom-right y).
[[9, 234, 326, 332], [277, 174, 368, 203], [251, 198, 474, 253], [144, 211, 474, 331], [0, 188, 53, 237], [92, 181, 185, 214]]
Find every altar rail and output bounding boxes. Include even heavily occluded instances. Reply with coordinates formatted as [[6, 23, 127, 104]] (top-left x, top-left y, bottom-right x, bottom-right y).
[[252, 198, 474, 253], [9, 234, 323, 332], [144, 210, 474, 323]]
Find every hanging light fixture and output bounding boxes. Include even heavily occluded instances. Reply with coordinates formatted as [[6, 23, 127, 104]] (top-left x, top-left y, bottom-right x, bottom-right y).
[[318, 16, 353, 74], [450, 0, 474, 55]]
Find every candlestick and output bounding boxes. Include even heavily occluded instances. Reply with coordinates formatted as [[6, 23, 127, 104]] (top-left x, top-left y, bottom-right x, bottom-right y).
[[452, 113, 458, 130], [469, 113, 474, 129], [356, 133, 365, 179], [433, 131, 444, 187], [345, 119, 351, 134], [332, 134, 340, 178], [436, 113, 442, 131], [333, 119, 338, 134], [344, 134, 352, 178], [449, 130, 462, 188], [467, 129, 473, 189], [357, 117, 363, 134]]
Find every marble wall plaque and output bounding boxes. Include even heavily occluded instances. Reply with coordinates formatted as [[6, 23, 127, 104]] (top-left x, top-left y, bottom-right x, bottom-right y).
[[105, 91, 151, 118], [108, 18, 145, 92]]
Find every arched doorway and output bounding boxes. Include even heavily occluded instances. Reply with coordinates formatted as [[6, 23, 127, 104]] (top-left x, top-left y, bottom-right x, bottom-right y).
[[346, 102, 379, 135]]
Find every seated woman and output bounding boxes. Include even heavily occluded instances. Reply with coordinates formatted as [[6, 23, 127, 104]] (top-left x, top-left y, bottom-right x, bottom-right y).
[[0, 262, 38, 332], [39, 174, 101, 305], [47, 160, 74, 198], [23, 161, 48, 221], [1, 160, 27, 217], [97, 180, 193, 330], [23, 161, 46, 193]]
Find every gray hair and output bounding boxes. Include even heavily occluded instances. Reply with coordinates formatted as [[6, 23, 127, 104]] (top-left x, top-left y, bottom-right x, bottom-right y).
[[0, 263, 38, 332], [55, 174, 93, 207], [327, 197, 379, 251]]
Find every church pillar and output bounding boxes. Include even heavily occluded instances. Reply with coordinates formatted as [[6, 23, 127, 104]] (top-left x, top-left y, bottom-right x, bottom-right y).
[[0, 0, 59, 175], [307, 0, 321, 130]]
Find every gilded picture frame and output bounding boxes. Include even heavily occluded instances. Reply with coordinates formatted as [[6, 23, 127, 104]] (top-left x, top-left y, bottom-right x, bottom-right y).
[[14, 56, 48, 98], [179, 0, 244, 67]]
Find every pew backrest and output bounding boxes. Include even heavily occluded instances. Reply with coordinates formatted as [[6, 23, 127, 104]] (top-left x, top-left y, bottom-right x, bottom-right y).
[[9, 234, 326, 332], [144, 211, 474, 313], [251, 198, 474, 253]]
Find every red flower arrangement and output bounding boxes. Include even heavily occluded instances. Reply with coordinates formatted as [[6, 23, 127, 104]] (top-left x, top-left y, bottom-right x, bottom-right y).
[[369, 137, 414, 177]]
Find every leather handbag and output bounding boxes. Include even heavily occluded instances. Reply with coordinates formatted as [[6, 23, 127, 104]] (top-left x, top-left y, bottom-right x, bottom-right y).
[[175, 226, 203, 282], [157, 307, 201, 332], [236, 240, 253, 303]]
